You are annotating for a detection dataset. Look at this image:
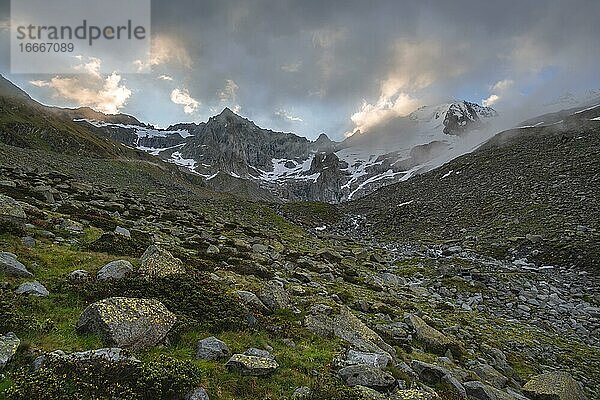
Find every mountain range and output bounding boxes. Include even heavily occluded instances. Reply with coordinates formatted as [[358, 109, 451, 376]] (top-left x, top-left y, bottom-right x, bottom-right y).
[[69, 95, 500, 202]]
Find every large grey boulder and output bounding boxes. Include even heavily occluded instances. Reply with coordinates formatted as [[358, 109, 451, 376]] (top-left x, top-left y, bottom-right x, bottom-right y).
[[97, 260, 134, 280], [196, 336, 230, 360], [259, 280, 291, 312], [139, 245, 185, 277], [405, 314, 464, 356], [236, 290, 269, 313], [471, 363, 509, 389], [345, 349, 392, 368], [305, 306, 396, 360], [338, 364, 396, 392], [0, 252, 33, 277], [0, 332, 20, 368], [0, 194, 26, 230], [76, 297, 176, 350], [15, 281, 49, 297], [523, 372, 587, 400], [225, 354, 279, 376]]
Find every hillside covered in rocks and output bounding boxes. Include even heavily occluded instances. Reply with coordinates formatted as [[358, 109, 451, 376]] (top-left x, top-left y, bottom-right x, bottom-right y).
[[1, 101, 598, 400], [0, 70, 598, 400]]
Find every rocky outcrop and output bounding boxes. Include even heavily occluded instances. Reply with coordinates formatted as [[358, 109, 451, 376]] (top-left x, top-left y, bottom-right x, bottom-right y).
[[523, 372, 587, 400], [443, 101, 497, 135], [76, 297, 176, 350]]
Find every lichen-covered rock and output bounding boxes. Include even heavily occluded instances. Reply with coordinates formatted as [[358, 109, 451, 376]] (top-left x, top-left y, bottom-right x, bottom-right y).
[[345, 349, 392, 368], [33, 347, 140, 371], [259, 280, 291, 312], [471, 363, 509, 389], [184, 387, 210, 400], [244, 347, 274, 360], [196, 336, 230, 360], [354, 385, 388, 399], [67, 269, 91, 284], [15, 281, 49, 296], [406, 314, 464, 356], [0, 194, 26, 232], [523, 372, 587, 400], [206, 244, 220, 255], [225, 354, 279, 376], [306, 306, 396, 360], [0, 332, 20, 368], [389, 389, 437, 400], [338, 364, 396, 392], [292, 386, 311, 399], [76, 297, 176, 350], [0, 252, 33, 277], [139, 244, 185, 277], [236, 290, 269, 313], [114, 226, 131, 238], [97, 260, 135, 280]]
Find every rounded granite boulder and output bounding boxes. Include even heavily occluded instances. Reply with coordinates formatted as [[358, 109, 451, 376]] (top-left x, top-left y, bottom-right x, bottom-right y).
[[76, 297, 176, 350]]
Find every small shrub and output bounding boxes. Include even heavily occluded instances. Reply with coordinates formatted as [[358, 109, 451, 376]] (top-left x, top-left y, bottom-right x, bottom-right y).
[[306, 374, 361, 400], [0, 289, 53, 334], [5, 355, 202, 400], [78, 271, 247, 333]]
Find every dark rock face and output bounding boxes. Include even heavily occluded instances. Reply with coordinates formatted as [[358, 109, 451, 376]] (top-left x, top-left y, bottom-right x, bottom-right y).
[[179, 108, 314, 177], [338, 364, 396, 392], [443, 101, 498, 135]]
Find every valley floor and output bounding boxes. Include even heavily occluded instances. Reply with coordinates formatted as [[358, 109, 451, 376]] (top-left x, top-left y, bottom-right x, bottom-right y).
[[0, 144, 598, 400]]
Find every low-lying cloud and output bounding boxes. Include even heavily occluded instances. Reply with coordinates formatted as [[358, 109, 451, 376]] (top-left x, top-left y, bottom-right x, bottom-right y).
[[170, 88, 200, 114]]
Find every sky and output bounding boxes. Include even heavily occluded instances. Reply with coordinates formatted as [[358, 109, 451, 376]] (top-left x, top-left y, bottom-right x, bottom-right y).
[[0, 0, 599, 140]]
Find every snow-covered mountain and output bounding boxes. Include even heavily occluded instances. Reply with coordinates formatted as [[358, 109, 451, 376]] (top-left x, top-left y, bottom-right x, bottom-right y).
[[74, 101, 498, 202]]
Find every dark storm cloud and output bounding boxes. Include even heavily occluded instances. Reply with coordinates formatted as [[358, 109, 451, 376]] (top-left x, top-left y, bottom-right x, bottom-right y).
[[1, 0, 599, 138]]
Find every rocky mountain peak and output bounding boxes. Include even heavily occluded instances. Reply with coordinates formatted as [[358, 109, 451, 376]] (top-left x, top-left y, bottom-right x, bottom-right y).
[[442, 100, 498, 135]]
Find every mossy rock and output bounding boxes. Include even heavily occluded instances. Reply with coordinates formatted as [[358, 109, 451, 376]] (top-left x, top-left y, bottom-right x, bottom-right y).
[[523, 372, 587, 400]]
